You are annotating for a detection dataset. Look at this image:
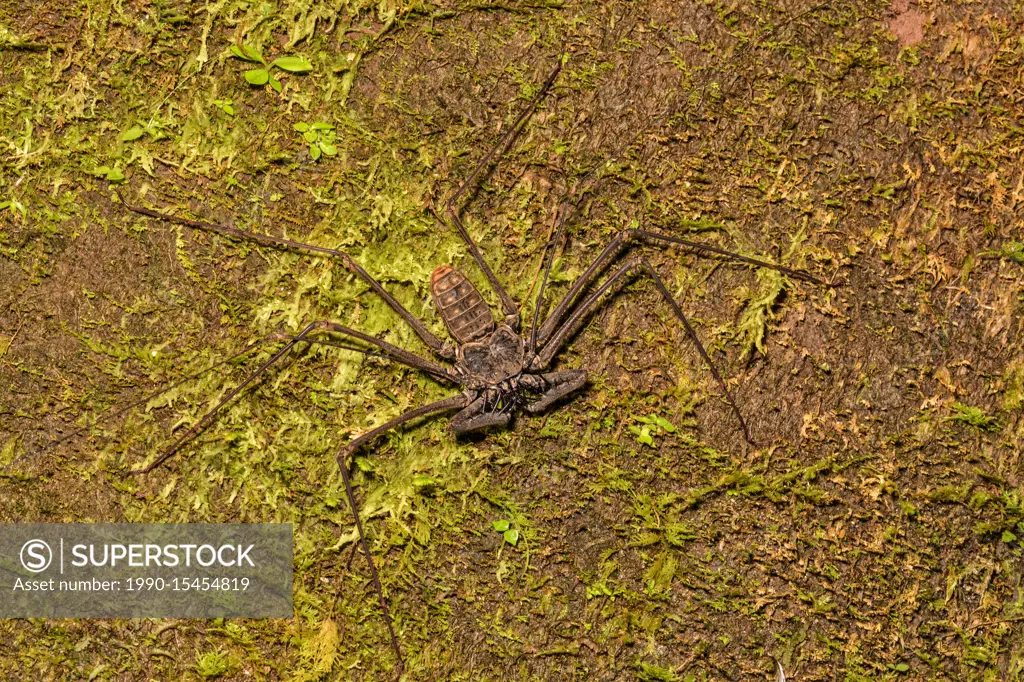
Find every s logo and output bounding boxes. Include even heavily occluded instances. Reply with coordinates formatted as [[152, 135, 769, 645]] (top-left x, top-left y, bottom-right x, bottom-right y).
[[20, 539, 52, 573]]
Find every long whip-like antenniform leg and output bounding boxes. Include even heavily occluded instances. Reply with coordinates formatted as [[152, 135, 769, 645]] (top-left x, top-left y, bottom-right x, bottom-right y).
[[116, 189, 456, 361], [317, 322, 460, 384], [535, 256, 753, 444], [440, 59, 563, 327], [526, 75, 693, 355], [536, 229, 633, 347], [131, 321, 462, 474], [637, 257, 753, 444], [335, 393, 470, 678], [10, 326, 459, 474], [528, 165, 606, 355], [636, 230, 823, 284], [4, 336, 279, 472], [527, 102, 675, 355], [528, 23, 831, 355], [535, 228, 823, 349]]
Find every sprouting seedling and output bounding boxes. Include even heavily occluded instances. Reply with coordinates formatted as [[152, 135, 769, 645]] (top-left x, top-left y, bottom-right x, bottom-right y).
[[629, 414, 676, 448], [230, 44, 312, 93], [294, 122, 337, 161], [212, 99, 235, 116], [0, 198, 26, 220], [492, 519, 519, 546], [93, 165, 125, 183], [120, 119, 171, 143]]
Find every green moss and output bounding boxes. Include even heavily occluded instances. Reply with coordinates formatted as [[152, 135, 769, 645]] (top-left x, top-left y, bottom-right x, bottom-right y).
[[950, 402, 1001, 432]]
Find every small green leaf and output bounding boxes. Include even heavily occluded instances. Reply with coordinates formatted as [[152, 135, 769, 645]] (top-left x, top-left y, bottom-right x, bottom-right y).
[[293, 122, 310, 132], [311, 121, 334, 130], [302, 130, 318, 143], [503, 529, 519, 546], [649, 415, 676, 433], [230, 44, 264, 64], [269, 76, 282, 93], [105, 167, 125, 183], [1002, 530, 1017, 543], [894, 663, 910, 672], [244, 69, 270, 85], [309, 144, 321, 161], [492, 520, 510, 532], [271, 55, 312, 73], [0, 199, 21, 218], [629, 424, 655, 447], [319, 142, 337, 156], [121, 125, 145, 142]]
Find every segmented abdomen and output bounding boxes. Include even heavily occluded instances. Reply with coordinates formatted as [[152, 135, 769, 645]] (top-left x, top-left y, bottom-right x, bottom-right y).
[[430, 265, 494, 344]]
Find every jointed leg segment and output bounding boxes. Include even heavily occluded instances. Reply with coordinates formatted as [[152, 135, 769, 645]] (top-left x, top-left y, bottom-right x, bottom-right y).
[[451, 395, 512, 433], [130, 320, 462, 474], [535, 253, 754, 444], [117, 190, 457, 361], [334, 393, 470, 679], [524, 370, 588, 414], [132, 321, 324, 474], [535, 228, 822, 350]]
